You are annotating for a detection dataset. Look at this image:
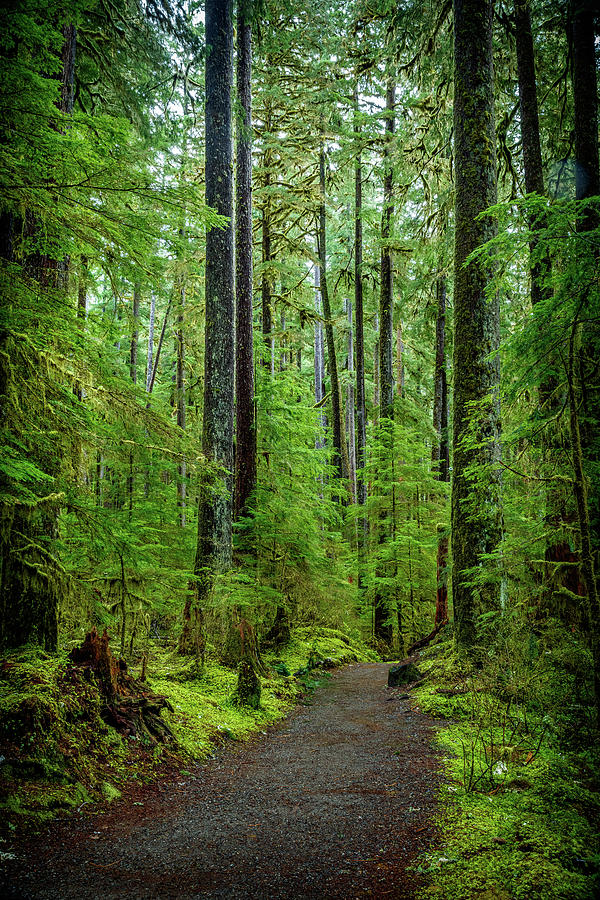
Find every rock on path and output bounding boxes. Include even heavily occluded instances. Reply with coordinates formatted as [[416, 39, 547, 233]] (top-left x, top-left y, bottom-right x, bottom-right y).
[[2, 663, 442, 899]]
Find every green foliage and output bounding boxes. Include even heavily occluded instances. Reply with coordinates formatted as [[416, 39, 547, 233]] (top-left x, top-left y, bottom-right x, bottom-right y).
[[414, 626, 600, 900]]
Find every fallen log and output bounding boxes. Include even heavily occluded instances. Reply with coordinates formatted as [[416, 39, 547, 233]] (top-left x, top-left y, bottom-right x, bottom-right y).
[[406, 619, 449, 656]]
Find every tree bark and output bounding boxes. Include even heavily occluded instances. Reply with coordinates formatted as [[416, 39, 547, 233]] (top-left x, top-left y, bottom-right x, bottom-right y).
[[379, 78, 395, 423], [374, 79, 396, 647], [571, 0, 599, 233], [145, 292, 155, 394], [354, 84, 368, 593], [396, 321, 404, 398], [195, 0, 235, 594], [432, 277, 448, 478], [0, 22, 77, 652], [261, 160, 274, 372], [318, 141, 348, 484], [314, 263, 327, 450], [130, 283, 140, 385], [569, 0, 600, 721], [514, 0, 551, 312], [432, 277, 449, 626], [346, 298, 357, 502], [451, 0, 503, 652], [175, 276, 187, 526], [234, 0, 257, 521]]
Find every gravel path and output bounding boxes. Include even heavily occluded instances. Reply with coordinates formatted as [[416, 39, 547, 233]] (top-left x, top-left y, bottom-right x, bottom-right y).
[[2, 663, 442, 899]]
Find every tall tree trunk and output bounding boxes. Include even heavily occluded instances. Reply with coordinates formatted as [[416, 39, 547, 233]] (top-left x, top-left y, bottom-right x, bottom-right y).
[[175, 277, 187, 526], [261, 155, 274, 373], [396, 321, 404, 398], [346, 298, 357, 501], [514, 2, 544, 200], [147, 296, 172, 396], [234, 0, 257, 522], [0, 23, 77, 652], [451, 0, 503, 652], [354, 84, 368, 594], [145, 292, 156, 394], [318, 141, 348, 485], [571, 0, 600, 544], [571, 0, 599, 234], [432, 277, 446, 474], [175, 87, 190, 529], [514, 0, 547, 300], [130, 283, 140, 385], [74, 256, 88, 402], [194, 0, 235, 622], [567, 317, 600, 727], [432, 276, 449, 626], [379, 78, 395, 423], [374, 79, 396, 647], [314, 263, 327, 450], [515, 0, 569, 598], [570, 0, 600, 721], [373, 314, 380, 415], [127, 282, 140, 519]]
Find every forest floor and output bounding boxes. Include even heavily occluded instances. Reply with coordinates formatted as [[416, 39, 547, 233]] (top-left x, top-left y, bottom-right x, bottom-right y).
[[0, 662, 442, 899]]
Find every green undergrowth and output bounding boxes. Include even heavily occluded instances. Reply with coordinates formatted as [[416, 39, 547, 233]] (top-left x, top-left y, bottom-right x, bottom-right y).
[[0, 647, 127, 834], [149, 625, 376, 757], [413, 633, 600, 900], [0, 625, 375, 834]]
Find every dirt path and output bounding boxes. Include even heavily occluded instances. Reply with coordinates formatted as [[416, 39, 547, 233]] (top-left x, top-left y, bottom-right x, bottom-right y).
[[2, 663, 442, 899]]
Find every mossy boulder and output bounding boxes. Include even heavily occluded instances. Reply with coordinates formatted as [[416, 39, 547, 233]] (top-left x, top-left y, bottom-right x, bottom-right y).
[[388, 658, 422, 687]]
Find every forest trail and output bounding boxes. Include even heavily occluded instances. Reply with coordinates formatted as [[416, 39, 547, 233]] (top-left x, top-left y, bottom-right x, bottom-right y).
[[2, 663, 442, 900]]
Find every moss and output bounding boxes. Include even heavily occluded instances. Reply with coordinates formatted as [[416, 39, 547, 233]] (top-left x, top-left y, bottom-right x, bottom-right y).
[[413, 644, 600, 900], [100, 782, 121, 802], [0, 648, 124, 833], [1, 625, 375, 833]]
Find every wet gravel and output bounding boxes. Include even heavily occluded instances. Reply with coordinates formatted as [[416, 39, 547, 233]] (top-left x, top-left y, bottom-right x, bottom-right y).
[[1, 663, 443, 899]]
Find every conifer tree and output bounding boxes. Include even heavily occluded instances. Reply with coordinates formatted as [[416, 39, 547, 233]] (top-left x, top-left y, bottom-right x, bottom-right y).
[[354, 84, 368, 593], [234, 0, 257, 521], [189, 0, 235, 655], [0, 16, 77, 651], [451, 0, 503, 652]]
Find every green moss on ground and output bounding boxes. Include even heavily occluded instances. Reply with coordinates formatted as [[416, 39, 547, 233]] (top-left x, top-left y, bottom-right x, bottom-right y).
[[147, 625, 376, 757], [413, 641, 600, 900], [0, 647, 129, 832], [0, 626, 375, 833]]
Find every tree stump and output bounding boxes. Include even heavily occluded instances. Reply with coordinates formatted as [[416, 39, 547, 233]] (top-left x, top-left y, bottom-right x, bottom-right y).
[[69, 628, 173, 742], [235, 659, 261, 709]]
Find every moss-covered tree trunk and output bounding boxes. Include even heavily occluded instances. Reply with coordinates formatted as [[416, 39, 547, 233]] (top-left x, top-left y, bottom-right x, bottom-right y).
[[514, 0, 573, 602], [314, 262, 327, 450], [261, 127, 274, 373], [234, 0, 256, 522], [571, 0, 599, 234], [433, 277, 449, 627], [354, 84, 368, 596], [514, 0, 548, 309], [0, 22, 76, 653], [175, 97, 189, 529], [451, 0, 503, 652], [570, 0, 600, 722], [346, 298, 357, 502], [374, 78, 396, 647], [318, 142, 348, 485], [379, 78, 395, 425], [187, 0, 235, 657]]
